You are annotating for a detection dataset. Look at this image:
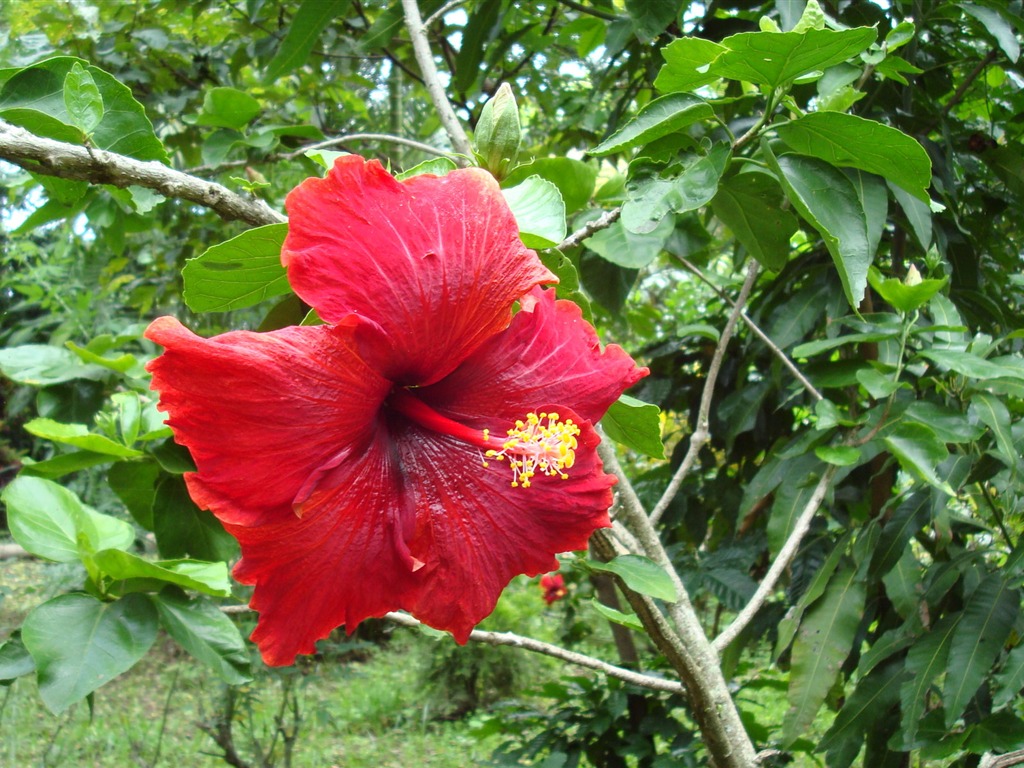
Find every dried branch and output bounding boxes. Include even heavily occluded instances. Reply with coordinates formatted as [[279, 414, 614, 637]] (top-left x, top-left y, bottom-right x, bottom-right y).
[[383, 611, 687, 695], [0, 120, 284, 228], [557, 206, 622, 251], [648, 261, 760, 527], [713, 465, 837, 653], [401, 0, 473, 159]]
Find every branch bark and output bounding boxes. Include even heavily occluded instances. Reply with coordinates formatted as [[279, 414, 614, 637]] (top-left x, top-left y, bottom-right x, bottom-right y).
[[0, 119, 284, 228]]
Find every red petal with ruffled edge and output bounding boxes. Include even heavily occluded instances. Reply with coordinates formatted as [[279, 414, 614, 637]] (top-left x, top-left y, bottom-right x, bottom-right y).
[[282, 156, 556, 385], [419, 287, 648, 428], [391, 412, 613, 642]]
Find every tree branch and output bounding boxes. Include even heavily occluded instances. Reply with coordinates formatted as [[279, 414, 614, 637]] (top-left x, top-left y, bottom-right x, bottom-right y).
[[401, 0, 473, 159], [648, 261, 760, 527], [0, 119, 284, 228], [557, 206, 621, 251], [713, 465, 837, 653], [382, 611, 687, 695]]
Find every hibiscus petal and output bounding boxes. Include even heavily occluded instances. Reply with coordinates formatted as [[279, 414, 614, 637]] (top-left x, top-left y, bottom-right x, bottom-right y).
[[420, 287, 648, 427], [145, 316, 390, 526], [393, 411, 613, 641], [282, 156, 555, 385]]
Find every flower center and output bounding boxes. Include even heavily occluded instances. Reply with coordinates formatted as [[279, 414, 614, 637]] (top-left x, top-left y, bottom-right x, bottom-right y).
[[387, 390, 579, 489], [483, 412, 579, 488]]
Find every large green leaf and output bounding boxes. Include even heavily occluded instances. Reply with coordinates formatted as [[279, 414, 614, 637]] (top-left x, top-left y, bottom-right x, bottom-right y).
[[22, 593, 157, 714], [711, 27, 877, 89], [621, 144, 729, 233], [970, 393, 1018, 470], [0, 344, 106, 385], [152, 475, 238, 562], [108, 460, 159, 530], [653, 37, 726, 93], [452, 0, 504, 93], [904, 401, 984, 443], [586, 555, 677, 602], [765, 145, 873, 309], [182, 223, 290, 312], [23, 418, 143, 458], [783, 566, 866, 746], [264, 0, 352, 82], [883, 422, 954, 495], [2, 476, 134, 562], [0, 636, 35, 685], [898, 614, 959, 748], [502, 176, 567, 248], [590, 93, 714, 155], [625, 0, 676, 42], [585, 216, 673, 269], [154, 593, 252, 685], [944, 574, 1020, 726], [819, 660, 906, 768], [767, 455, 824, 556], [194, 87, 261, 130], [92, 549, 232, 597], [601, 395, 665, 459], [503, 158, 597, 213], [0, 57, 167, 162], [917, 348, 1024, 381], [711, 171, 798, 271], [777, 112, 932, 201]]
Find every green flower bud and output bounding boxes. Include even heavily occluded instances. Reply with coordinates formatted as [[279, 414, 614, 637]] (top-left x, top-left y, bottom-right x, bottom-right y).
[[474, 83, 521, 181]]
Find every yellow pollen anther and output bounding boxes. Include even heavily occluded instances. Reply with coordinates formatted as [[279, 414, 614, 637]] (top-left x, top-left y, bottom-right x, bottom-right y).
[[483, 411, 580, 488]]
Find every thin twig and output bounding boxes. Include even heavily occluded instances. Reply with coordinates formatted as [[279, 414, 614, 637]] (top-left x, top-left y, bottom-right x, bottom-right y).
[[557, 206, 622, 251], [648, 261, 760, 527], [712, 465, 837, 653], [0, 119, 283, 228], [401, 0, 473, 159], [383, 611, 687, 695], [423, 0, 466, 27]]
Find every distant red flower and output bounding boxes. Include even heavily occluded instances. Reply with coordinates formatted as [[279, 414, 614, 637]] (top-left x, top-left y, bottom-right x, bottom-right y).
[[146, 156, 646, 666], [540, 573, 568, 605]]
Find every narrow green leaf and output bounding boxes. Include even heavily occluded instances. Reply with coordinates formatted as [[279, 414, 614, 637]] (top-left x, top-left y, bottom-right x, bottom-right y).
[[711, 172, 798, 271], [3, 476, 134, 562], [63, 62, 103, 134], [882, 547, 921, 619], [898, 614, 959, 748], [819, 660, 905, 768], [452, 0, 503, 92], [764, 143, 873, 309], [883, 422, 954, 495], [265, 0, 351, 82], [775, 532, 850, 657], [182, 223, 290, 312], [22, 593, 157, 714], [962, 3, 1020, 62], [601, 395, 665, 459], [18, 451, 114, 480], [993, 642, 1024, 707], [767, 456, 825, 555], [869, 492, 928, 578], [93, 549, 232, 597], [777, 112, 931, 201], [711, 27, 877, 88], [586, 555, 677, 602], [969, 393, 1018, 470], [944, 574, 1020, 726], [0, 344, 106, 385], [23, 418, 143, 458], [590, 93, 714, 155], [888, 181, 932, 249], [502, 176, 566, 248], [590, 600, 644, 631], [917, 348, 1024, 381], [782, 566, 866, 746], [154, 593, 252, 685]]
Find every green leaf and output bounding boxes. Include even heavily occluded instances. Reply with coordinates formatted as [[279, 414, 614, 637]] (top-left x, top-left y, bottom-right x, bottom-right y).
[[775, 533, 852, 657], [970, 393, 1018, 470], [767, 456, 825, 555], [888, 181, 932, 249], [711, 27, 877, 89], [869, 493, 929, 578], [867, 266, 948, 314], [962, 3, 1020, 63], [195, 87, 261, 130], [898, 614, 959, 748], [765, 144, 873, 309], [395, 156, 457, 180], [18, 451, 115, 480], [0, 344, 106, 385], [621, 144, 729, 233], [819, 660, 905, 768], [711, 172, 798, 271], [0, 636, 35, 684], [815, 445, 861, 466], [502, 176, 567, 248], [153, 475, 238, 562], [586, 555, 677, 602], [23, 418, 143, 458], [264, 0, 352, 82], [154, 593, 252, 685], [992, 642, 1024, 707], [586, 215, 673, 269], [625, 0, 676, 42], [590, 600, 644, 631], [601, 395, 665, 459], [93, 549, 232, 597], [777, 112, 932, 201], [108, 461, 159, 530], [904, 401, 984, 443], [590, 93, 714, 155], [883, 422, 954, 495], [917, 348, 1024, 381], [3, 476, 134, 562], [944, 574, 1020, 726], [0, 57, 167, 162], [654, 37, 727, 93], [783, 566, 866, 746], [22, 593, 157, 714], [503, 158, 597, 213], [63, 62, 103, 134], [452, 0, 503, 92], [182, 223, 290, 312]]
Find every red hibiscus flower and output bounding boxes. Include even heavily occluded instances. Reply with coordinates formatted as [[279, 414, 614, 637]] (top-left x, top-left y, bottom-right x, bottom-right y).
[[540, 573, 568, 605], [145, 156, 646, 666]]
